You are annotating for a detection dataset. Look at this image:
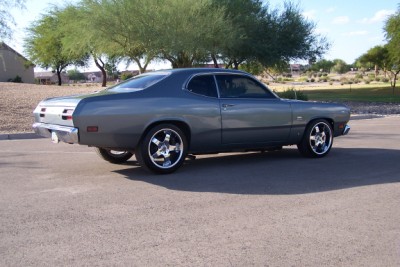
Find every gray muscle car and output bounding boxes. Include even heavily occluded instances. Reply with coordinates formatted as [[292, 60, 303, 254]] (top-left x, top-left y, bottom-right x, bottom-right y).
[[33, 68, 350, 174]]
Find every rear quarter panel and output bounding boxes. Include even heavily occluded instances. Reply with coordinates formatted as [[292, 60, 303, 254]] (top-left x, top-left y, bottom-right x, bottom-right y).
[[73, 86, 222, 151]]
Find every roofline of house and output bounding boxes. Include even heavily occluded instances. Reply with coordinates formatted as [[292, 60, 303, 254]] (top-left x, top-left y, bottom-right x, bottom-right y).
[[0, 42, 35, 66]]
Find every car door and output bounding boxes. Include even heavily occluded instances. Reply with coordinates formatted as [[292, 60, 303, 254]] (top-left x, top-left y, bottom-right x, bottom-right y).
[[216, 74, 292, 144]]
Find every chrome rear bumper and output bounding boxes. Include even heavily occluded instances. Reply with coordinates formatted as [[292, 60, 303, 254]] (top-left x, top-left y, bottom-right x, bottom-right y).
[[33, 123, 79, 144]]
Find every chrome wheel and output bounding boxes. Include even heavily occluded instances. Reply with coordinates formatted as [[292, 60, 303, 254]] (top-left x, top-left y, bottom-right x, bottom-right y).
[[137, 124, 187, 174], [297, 119, 333, 158], [95, 148, 133, 164], [148, 128, 184, 169], [309, 122, 332, 155]]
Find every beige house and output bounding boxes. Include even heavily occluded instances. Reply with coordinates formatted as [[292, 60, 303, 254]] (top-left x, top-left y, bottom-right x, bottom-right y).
[[0, 42, 35, 83], [35, 71, 70, 85]]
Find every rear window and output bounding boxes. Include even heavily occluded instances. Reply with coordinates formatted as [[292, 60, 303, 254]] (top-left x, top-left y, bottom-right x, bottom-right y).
[[108, 74, 168, 92]]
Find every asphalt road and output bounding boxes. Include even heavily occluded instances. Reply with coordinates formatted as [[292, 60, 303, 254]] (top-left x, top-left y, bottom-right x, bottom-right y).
[[1, 116, 400, 266]]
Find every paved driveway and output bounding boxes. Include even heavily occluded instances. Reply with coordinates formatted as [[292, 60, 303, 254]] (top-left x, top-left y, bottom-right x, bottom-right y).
[[1, 117, 400, 266]]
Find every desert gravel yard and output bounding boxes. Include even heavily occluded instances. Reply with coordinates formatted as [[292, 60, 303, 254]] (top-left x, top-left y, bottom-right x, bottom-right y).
[[1, 82, 400, 134], [0, 82, 101, 133]]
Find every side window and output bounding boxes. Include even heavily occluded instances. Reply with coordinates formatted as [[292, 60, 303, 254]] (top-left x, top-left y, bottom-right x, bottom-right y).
[[216, 75, 275, 99], [186, 75, 218, 98]]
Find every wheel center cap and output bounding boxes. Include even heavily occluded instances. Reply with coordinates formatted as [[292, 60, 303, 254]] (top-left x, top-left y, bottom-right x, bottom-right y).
[[160, 144, 169, 155]]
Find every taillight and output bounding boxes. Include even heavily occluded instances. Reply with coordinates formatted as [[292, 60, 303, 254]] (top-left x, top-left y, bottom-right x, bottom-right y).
[[40, 108, 46, 118], [62, 109, 74, 120]]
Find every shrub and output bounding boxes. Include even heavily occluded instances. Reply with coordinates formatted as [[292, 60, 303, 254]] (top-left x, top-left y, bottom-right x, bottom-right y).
[[310, 78, 315, 82], [340, 77, 348, 84], [8, 75, 23, 83], [121, 73, 134, 80], [382, 77, 389, 83], [355, 73, 363, 79], [275, 88, 308, 101]]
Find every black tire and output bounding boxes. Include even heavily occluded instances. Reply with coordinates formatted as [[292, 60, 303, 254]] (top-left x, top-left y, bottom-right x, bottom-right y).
[[95, 148, 133, 164], [297, 119, 333, 158], [136, 124, 187, 174]]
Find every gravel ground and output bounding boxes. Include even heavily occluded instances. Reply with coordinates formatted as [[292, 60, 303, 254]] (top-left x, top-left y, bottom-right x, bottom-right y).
[[1, 82, 400, 134], [0, 82, 101, 133]]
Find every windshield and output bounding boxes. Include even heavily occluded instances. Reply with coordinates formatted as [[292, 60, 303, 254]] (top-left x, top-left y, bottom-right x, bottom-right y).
[[108, 73, 168, 92]]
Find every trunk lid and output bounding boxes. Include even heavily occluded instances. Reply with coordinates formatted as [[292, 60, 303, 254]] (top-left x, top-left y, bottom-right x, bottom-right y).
[[33, 94, 86, 127]]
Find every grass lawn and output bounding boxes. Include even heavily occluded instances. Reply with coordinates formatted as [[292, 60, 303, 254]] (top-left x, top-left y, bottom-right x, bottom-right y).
[[270, 83, 400, 102]]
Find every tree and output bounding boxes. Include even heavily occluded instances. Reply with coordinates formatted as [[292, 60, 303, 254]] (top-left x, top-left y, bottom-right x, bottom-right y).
[[152, 0, 234, 68], [239, 61, 265, 76], [211, 0, 266, 69], [80, 0, 158, 74], [212, 1, 329, 70], [356, 46, 389, 78], [331, 59, 349, 74], [309, 59, 335, 73], [24, 6, 88, 85], [0, 0, 25, 40], [26, 0, 329, 75], [384, 5, 400, 91], [104, 56, 121, 80], [67, 68, 85, 81], [58, 3, 115, 86]]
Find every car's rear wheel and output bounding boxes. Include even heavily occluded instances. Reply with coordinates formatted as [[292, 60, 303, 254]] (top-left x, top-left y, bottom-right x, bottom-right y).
[[95, 148, 133, 164], [136, 124, 187, 174], [297, 119, 333, 158]]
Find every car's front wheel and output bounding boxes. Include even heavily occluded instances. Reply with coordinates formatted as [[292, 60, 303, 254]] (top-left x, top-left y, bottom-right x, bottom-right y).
[[136, 124, 187, 174], [297, 119, 333, 158], [95, 148, 133, 164]]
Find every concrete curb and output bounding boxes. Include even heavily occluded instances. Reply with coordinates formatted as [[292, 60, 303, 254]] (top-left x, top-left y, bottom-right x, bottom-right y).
[[350, 114, 385, 120], [0, 133, 44, 141]]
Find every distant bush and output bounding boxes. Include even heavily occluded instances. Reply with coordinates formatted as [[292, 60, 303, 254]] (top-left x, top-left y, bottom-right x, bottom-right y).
[[8, 75, 23, 83], [121, 73, 134, 80], [355, 73, 363, 79], [275, 88, 308, 101], [67, 69, 85, 81], [382, 77, 389, 83]]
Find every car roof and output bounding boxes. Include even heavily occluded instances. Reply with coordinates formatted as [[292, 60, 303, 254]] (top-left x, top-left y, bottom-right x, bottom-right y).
[[146, 68, 247, 76]]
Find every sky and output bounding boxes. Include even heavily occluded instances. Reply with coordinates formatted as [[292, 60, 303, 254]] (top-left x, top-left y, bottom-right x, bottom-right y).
[[6, 0, 400, 71]]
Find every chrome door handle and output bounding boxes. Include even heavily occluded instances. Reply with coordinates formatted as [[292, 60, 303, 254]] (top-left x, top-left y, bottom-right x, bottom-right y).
[[222, 104, 235, 108]]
